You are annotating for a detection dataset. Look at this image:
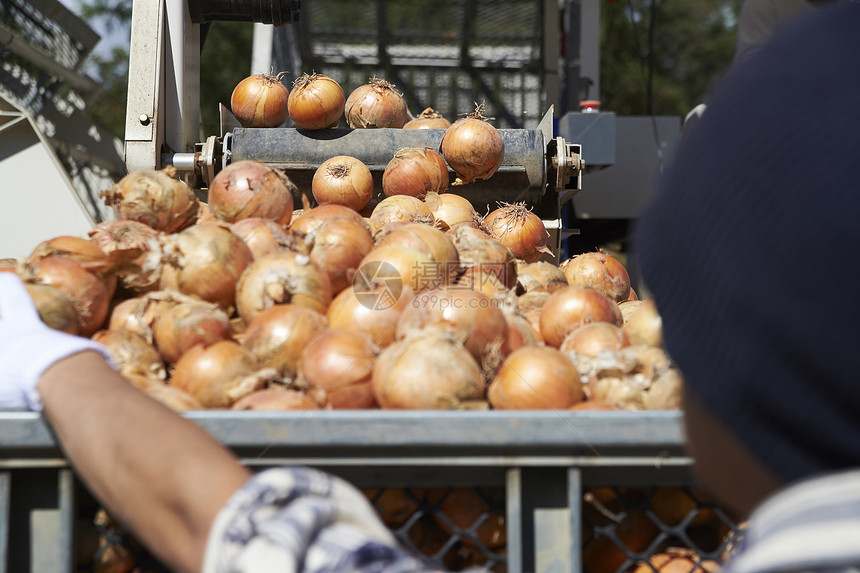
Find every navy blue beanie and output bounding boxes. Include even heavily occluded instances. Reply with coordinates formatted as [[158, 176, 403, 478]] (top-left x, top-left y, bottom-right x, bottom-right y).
[[634, 4, 860, 484]]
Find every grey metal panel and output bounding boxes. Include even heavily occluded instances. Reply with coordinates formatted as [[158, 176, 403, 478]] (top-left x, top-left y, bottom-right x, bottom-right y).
[[506, 468, 523, 573], [568, 468, 583, 573], [572, 116, 682, 219], [557, 111, 616, 166], [0, 472, 8, 573]]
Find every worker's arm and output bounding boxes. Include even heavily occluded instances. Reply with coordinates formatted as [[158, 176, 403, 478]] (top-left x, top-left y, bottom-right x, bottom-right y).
[[38, 350, 251, 573]]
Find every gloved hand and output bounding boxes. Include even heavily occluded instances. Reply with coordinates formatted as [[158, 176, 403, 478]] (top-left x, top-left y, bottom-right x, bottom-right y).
[[0, 272, 114, 411]]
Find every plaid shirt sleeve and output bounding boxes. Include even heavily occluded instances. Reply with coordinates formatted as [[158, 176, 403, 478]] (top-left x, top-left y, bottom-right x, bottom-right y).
[[202, 466, 444, 573]]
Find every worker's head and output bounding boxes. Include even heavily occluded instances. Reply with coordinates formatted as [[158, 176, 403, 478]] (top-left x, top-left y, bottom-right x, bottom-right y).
[[634, 4, 860, 517]]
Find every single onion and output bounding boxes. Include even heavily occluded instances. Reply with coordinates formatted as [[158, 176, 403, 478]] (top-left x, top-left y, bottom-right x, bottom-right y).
[[230, 218, 308, 260], [327, 284, 415, 348], [358, 245, 436, 293], [539, 286, 621, 348], [312, 156, 374, 211], [382, 147, 449, 199], [374, 223, 459, 272], [89, 220, 161, 293], [344, 77, 408, 129], [231, 388, 320, 410], [448, 224, 517, 290], [242, 304, 327, 378], [153, 301, 233, 364], [27, 236, 111, 271], [304, 217, 374, 294], [299, 330, 377, 409], [483, 203, 551, 263], [170, 340, 278, 408], [208, 160, 295, 225], [398, 287, 509, 370], [404, 107, 451, 129], [369, 195, 434, 234], [159, 224, 254, 311], [25, 283, 79, 334], [424, 192, 476, 231], [622, 298, 663, 347], [372, 330, 484, 409], [488, 346, 583, 409], [517, 290, 550, 314], [439, 103, 504, 185], [100, 166, 199, 232], [288, 72, 344, 129], [235, 252, 332, 322], [501, 310, 540, 354], [516, 260, 567, 293], [230, 72, 289, 128], [92, 329, 167, 380], [619, 300, 642, 323], [144, 384, 204, 412], [560, 251, 631, 302], [23, 256, 114, 337], [560, 322, 631, 357], [289, 204, 366, 236]]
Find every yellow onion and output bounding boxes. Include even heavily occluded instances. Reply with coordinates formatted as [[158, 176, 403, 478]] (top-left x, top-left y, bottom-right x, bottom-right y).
[[312, 155, 374, 211], [516, 260, 568, 293], [368, 195, 434, 234], [89, 220, 162, 293], [230, 218, 308, 260], [107, 290, 193, 343], [483, 203, 551, 263], [382, 147, 449, 199], [159, 224, 254, 311], [235, 252, 332, 322], [448, 224, 517, 290], [241, 304, 327, 379], [152, 301, 233, 364], [100, 166, 199, 233], [358, 245, 437, 293], [304, 217, 374, 294], [439, 104, 504, 185], [560, 322, 631, 358], [92, 329, 167, 380], [623, 298, 663, 347], [585, 345, 682, 410], [560, 251, 631, 302], [327, 284, 415, 348], [424, 192, 476, 231], [289, 203, 367, 236], [488, 346, 583, 409], [288, 73, 345, 129], [539, 286, 621, 348], [231, 72, 289, 128], [299, 330, 378, 409], [25, 283, 79, 334], [207, 160, 295, 225], [404, 107, 451, 129], [345, 77, 408, 129], [374, 223, 459, 273]]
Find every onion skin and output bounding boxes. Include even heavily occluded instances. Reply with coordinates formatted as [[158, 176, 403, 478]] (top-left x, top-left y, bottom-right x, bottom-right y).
[[404, 107, 451, 129], [448, 224, 518, 290], [488, 346, 583, 410], [230, 218, 308, 260], [483, 203, 551, 263], [159, 224, 254, 311], [372, 330, 484, 409], [368, 195, 434, 234], [241, 304, 327, 378], [345, 78, 408, 129], [327, 285, 415, 348], [288, 73, 345, 129], [208, 160, 295, 225], [231, 388, 320, 410], [305, 218, 374, 294], [100, 167, 199, 233], [560, 251, 631, 302], [517, 261, 568, 294], [312, 156, 374, 211], [24, 283, 79, 334], [440, 108, 504, 184], [231, 73, 289, 128], [382, 147, 449, 199], [89, 220, 162, 293], [299, 330, 377, 409], [92, 329, 167, 381], [235, 252, 332, 322], [539, 286, 621, 348], [424, 192, 476, 231], [153, 301, 233, 364]]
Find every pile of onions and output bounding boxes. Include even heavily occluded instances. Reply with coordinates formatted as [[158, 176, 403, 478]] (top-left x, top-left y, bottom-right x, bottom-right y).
[[170, 340, 278, 408], [622, 298, 663, 347], [312, 155, 373, 211], [241, 304, 327, 379], [230, 218, 307, 260], [483, 203, 551, 263], [424, 192, 476, 231], [560, 251, 631, 302], [586, 345, 682, 410], [100, 166, 199, 233], [560, 322, 631, 357], [235, 252, 332, 322], [517, 261, 568, 293], [91, 329, 166, 380], [22, 256, 114, 337], [487, 346, 583, 409], [327, 284, 415, 348], [299, 330, 377, 409], [152, 301, 232, 364], [397, 287, 509, 370], [230, 72, 289, 128], [382, 147, 449, 199], [288, 73, 344, 129], [539, 286, 621, 347], [24, 283, 79, 334], [159, 224, 254, 311], [404, 108, 451, 129], [232, 388, 320, 410], [448, 224, 517, 290], [368, 195, 434, 234], [89, 220, 161, 293], [207, 160, 295, 225], [372, 330, 484, 409], [345, 77, 408, 129], [289, 203, 367, 236], [439, 104, 504, 184], [304, 217, 374, 294]]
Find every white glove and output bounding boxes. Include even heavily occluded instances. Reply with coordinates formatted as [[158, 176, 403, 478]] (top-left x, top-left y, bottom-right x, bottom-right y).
[[0, 273, 114, 411]]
